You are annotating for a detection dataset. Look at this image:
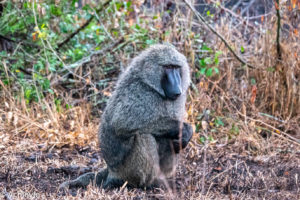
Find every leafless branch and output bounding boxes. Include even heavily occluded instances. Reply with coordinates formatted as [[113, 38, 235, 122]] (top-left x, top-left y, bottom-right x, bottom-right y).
[[57, 0, 111, 49], [51, 37, 125, 86], [275, 0, 282, 60], [183, 0, 257, 69]]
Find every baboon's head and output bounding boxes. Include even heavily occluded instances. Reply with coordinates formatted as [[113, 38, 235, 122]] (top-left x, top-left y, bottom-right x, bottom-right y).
[[130, 44, 190, 100]]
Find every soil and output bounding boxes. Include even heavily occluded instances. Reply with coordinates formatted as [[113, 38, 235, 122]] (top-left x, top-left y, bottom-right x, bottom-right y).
[[1, 137, 299, 199]]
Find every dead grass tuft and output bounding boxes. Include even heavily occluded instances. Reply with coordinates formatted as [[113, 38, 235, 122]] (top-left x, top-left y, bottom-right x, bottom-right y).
[[1, 1, 300, 199]]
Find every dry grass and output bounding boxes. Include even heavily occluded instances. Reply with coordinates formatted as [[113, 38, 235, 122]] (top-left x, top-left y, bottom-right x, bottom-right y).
[[1, 1, 300, 200]]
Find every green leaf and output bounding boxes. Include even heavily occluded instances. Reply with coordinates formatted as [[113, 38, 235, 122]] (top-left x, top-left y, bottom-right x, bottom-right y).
[[115, 2, 123, 10], [230, 124, 240, 135], [82, 4, 92, 11], [200, 58, 206, 67], [146, 39, 155, 45], [112, 31, 119, 37], [195, 71, 201, 78], [164, 31, 170, 36], [206, 68, 213, 77], [266, 67, 275, 72], [50, 5, 62, 16], [195, 123, 201, 133], [215, 50, 222, 57], [49, 66, 56, 72], [208, 135, 214, 142], [204, 57, 212, 65], [250, 78, 256, 85], [135, 24, 141, 30], [240, 46, 245, 53], [48, 89, 54, 94], [200, 67, 206, 75], [214, 57, 219, 65], [42, 79, 50, 90], [215, 117, 224, 127], [25, 88, 32, 100], [126, 1, 132, 8], [199, 136, 206, 144], [201, 44, 212, 52], [66, 104, 71, 109], [213, 67, 219, 74]]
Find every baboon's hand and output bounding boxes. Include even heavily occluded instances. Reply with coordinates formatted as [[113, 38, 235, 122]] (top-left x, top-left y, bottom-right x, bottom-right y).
[[172, 122, 193, 153], [149, 118, 186, 139]]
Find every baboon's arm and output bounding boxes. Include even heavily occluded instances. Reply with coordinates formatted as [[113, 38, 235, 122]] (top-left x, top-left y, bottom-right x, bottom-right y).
[[113, 115, 189, 139], [171, 122, 193, 153], [144, 118, 191, 139]]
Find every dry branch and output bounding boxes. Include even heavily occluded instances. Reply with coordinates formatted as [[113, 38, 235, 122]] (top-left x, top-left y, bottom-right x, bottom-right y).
[[275, 0, 282, 60], [57, 0, 111, 49], [63, 37, 124, 70], [183, 0, 256, 69], [51, 37, 125, 86]]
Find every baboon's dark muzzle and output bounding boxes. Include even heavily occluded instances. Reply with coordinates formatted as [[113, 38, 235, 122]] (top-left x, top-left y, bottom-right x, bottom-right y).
[[161, 68, 182, 100]]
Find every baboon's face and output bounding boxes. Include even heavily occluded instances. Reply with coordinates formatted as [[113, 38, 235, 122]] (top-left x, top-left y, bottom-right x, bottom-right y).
[[136, 45, 190, 101], [161, 64, 182, 100]]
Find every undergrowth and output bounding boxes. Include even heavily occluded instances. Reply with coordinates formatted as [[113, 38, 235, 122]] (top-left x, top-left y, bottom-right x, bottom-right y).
[[0, 0, 299, 199]]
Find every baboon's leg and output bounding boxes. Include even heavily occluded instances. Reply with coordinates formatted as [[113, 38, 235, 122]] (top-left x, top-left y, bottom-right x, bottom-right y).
[[112, 134, 161, 188], [156, 122, 193, 178], [157, 138, 177, 177]]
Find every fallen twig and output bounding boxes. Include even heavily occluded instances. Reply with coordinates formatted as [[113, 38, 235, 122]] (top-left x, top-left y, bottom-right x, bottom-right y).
[[183, 0, 256, 69], [209, 161, 244, 182], [3, 189, 12, 200]]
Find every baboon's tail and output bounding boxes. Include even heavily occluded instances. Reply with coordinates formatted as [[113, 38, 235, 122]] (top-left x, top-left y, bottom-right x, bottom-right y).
[[59, 168, 108, 190]]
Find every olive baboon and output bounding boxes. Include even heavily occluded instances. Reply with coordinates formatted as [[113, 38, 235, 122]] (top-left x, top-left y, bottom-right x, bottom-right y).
[[59, 44, 193, 190]]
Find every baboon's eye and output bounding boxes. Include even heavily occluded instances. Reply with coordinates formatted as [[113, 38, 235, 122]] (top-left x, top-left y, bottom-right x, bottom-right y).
[[163, 65, 182, 77], [163, 65, 181, 69]]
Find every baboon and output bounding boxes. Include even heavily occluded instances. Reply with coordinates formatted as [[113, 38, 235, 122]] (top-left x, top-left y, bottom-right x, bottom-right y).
[[59, 44, 193, 190]]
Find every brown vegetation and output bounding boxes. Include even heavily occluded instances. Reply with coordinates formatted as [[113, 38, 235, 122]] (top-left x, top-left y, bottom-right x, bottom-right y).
[[0, 0, 300, 199]]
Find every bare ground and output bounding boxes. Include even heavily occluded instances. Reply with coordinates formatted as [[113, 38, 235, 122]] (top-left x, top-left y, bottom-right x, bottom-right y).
[[0, 134, 299, 200]]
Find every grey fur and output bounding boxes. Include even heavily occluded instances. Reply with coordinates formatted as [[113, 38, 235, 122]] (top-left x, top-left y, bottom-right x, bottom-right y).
[[59, 44, 193, 190]]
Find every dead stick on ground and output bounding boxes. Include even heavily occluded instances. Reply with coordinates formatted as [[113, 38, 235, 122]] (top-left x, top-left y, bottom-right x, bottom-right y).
[[3, 189, 12, 200], [209, 161, 244, 182], [201, 140, 207, 199], [183, 0, 256, 69]]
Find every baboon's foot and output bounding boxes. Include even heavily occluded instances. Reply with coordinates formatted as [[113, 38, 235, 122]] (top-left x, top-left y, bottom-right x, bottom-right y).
[[103, 177, 125, 189]]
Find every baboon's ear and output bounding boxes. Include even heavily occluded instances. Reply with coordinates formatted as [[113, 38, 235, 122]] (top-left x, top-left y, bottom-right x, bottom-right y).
[[140, 63, 166, 99]]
